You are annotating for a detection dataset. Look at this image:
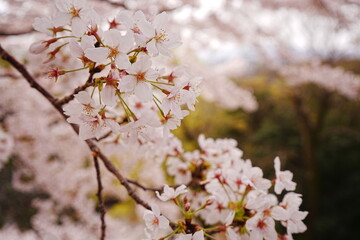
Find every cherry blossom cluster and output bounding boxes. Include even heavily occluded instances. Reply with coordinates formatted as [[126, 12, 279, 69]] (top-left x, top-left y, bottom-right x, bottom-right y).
[[0, 76, 160, 240], [30, 0, 201, 140], [143, 135, 307, 240], [0, 1, 309, 239], [281, 61, 360, 100]]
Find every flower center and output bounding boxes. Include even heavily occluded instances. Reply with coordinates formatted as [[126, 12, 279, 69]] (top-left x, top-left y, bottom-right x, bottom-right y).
[[70, 6, 81, 18], [136, 72, 146, 81], [257, 219, 266, 229]]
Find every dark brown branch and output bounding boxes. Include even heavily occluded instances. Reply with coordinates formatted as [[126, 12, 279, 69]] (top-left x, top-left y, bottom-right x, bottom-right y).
[[127, 179, 163, 192], [86, 70, 96, 83], [95, 131, 112, 141], [0, 44, 151, 211], [86, 140, 151, 210], [93, 156, 106, 240], [56, 81, 94, 105]]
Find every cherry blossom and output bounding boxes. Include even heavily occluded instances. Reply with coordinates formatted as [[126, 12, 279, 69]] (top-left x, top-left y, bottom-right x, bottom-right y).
[[0, 0, 311, 239], [63, 91, 119, 139], [276, 193, 308, 236], [274, 157, 296, 194], [176, 230, 204, 240], [139, 12, 182, 56], [156, 184, 188, 201], [85, 30, 134, 68], [143, 203, 169, 238], [246, 214, 277, 240], [120, 56, 158, 102]]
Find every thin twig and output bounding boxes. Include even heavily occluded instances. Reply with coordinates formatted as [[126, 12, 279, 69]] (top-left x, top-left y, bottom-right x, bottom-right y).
[[0, 44, 151, 211], [127, 179, 163, 192], [95, 131, 112, 141], [56, 81, 94, 105], [86, 70, 96, 83], [93, 156, 106, 240], [86, 140, 151, 210]]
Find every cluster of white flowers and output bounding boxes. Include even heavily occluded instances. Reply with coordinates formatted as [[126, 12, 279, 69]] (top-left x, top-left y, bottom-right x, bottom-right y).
[[281, 61, 360, 100], [30, 0, 201, 141], [142, 135, 307, 240], [0, 0, 309, 239], [0, 75, 156, 240]]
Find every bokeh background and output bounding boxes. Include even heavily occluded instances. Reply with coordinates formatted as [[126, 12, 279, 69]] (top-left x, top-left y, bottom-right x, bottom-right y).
[[1, 0, 360, 239]]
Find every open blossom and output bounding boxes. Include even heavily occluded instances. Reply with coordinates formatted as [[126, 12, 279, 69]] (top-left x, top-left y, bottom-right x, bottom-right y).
[[162, 110, 189, 137], [167, 156, 191, 184], [276, 193, 308, 236], [138, 12, 182, 56], [161, 85, 191, 118], [100, 68, 121, 107], [69, 35, 96, 66], [54, 0, 97, 37], [114, 10, 148, 45], [85, 30, 134, 68], [246, 213, 277, 240], [242, 166, 271, 191], [120, 56, 158, 102], [176, 230, 204, 240], [274, 157, 296, 194], [32, 16, 65, 36], [143, 204, 169, 238], [63, 91, 119, 140], [156, 184, 187, 201]]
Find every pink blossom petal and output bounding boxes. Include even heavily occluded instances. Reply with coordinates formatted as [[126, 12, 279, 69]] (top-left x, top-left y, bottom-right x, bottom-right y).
[[135, 82, 152, 102], [85, 47, 110, 63], [115, 53, 130, 69], [71, 17, 87, 37], [138, 19, 155, 38], [121, 75, 137, 92]]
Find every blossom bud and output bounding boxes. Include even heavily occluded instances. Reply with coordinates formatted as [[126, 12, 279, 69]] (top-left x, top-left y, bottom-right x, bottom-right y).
[[94, 64, 106, 73], [48, 68, 65, 81], [184, 202, 191, 212], [205, 196, 216, 206], [129, 55, 137, 63], [29, 38, 57, 54], [183, 195, 188, 204], [29, 40, 48, 54]]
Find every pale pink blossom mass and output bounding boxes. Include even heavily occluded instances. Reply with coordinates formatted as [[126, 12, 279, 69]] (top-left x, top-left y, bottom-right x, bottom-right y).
[[0, 0, 311, 239]]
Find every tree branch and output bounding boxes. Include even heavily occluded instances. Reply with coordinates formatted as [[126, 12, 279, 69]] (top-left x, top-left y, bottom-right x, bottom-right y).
[[93, 156, 106, 240], [0, 44, 151, 211], [127, 179, 163, 192], [56, 81, 94, 106]]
